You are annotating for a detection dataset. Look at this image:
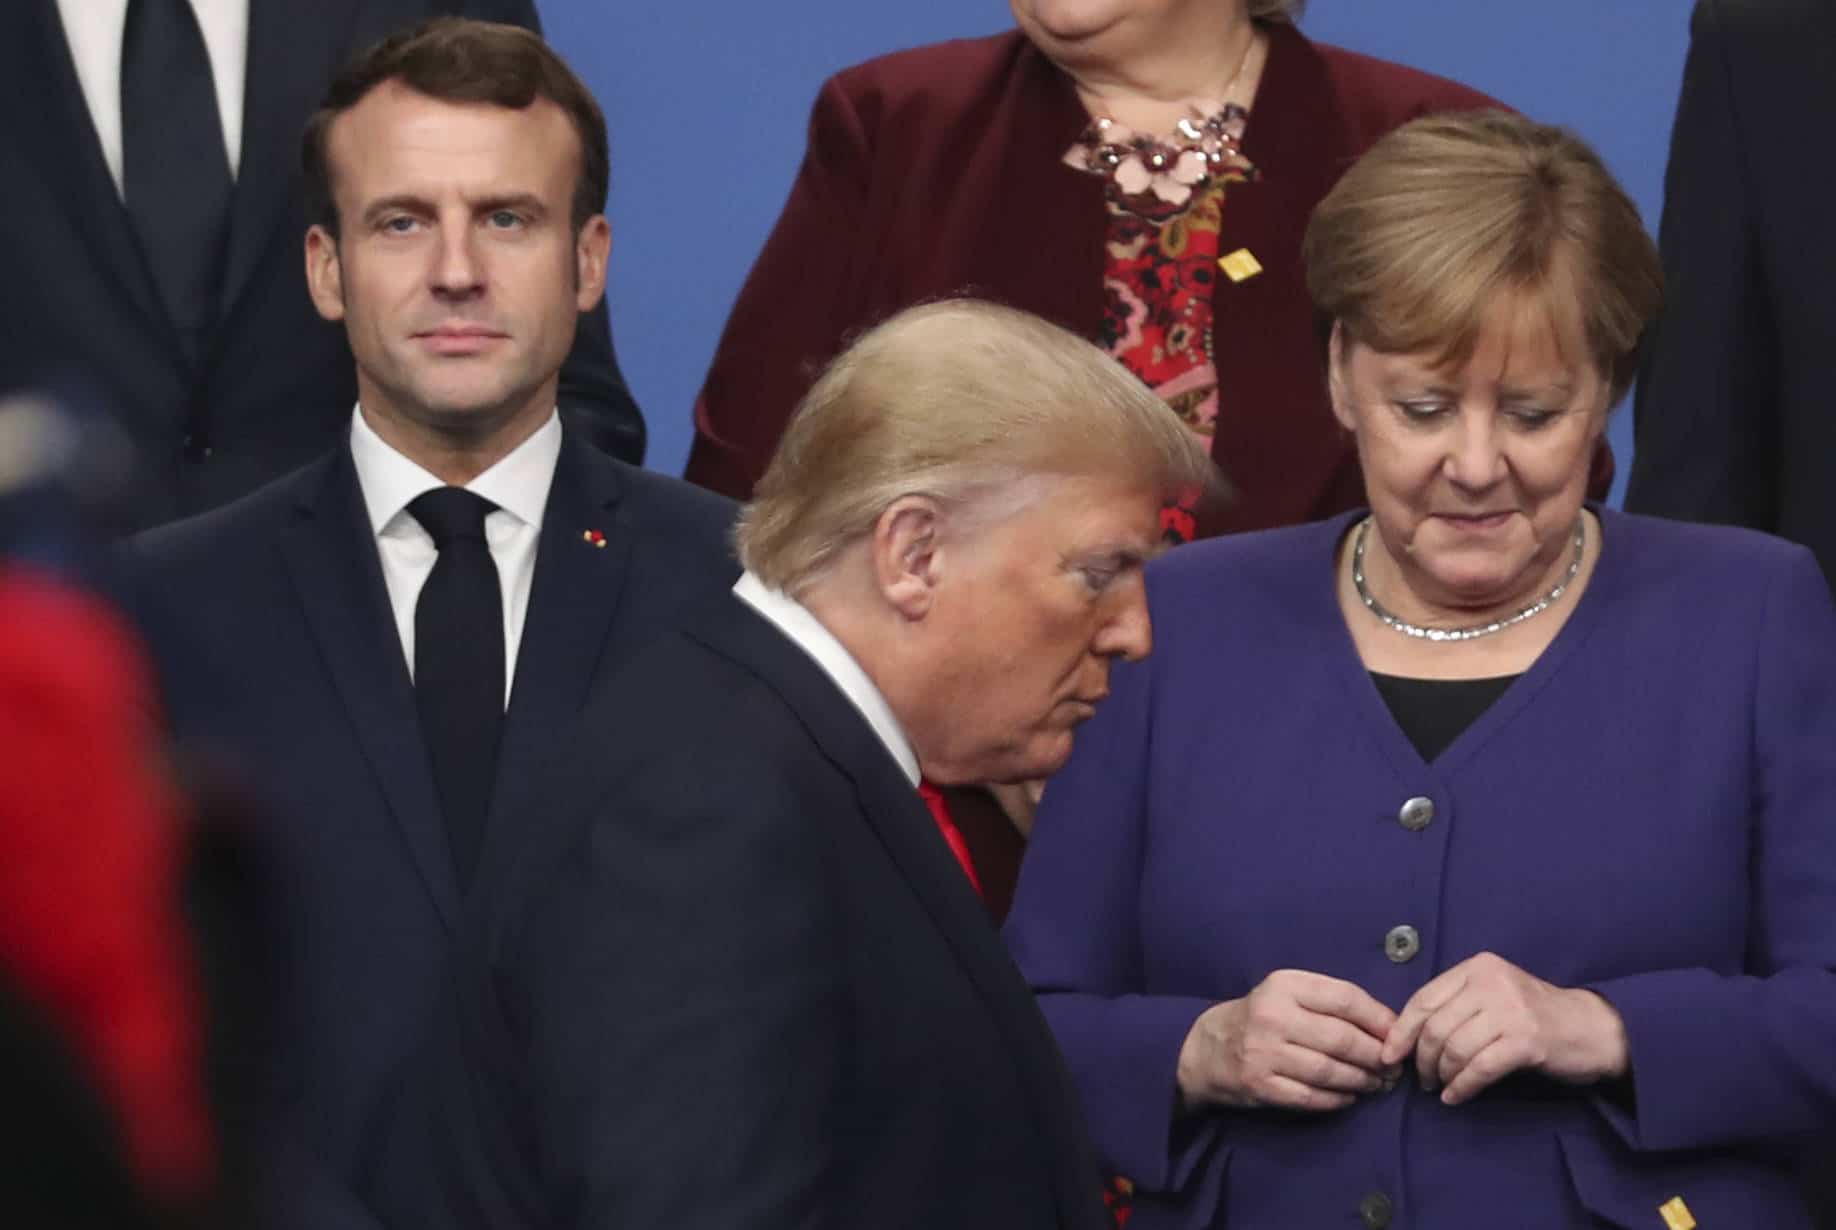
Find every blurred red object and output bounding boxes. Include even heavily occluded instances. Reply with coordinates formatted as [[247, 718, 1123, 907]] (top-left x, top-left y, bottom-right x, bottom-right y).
[[0, 566, 213, 1203]]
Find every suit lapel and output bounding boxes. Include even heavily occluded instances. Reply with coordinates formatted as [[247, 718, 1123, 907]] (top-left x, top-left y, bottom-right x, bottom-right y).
[[968, 36, 1108, 341], [217, 0, 359, 322], [690, 600, 1097, 1198], [20, 0, 173, 354], [484, 435, 634, 876], [279, 450, 461, 930], [1205, 23, 1363, 532]]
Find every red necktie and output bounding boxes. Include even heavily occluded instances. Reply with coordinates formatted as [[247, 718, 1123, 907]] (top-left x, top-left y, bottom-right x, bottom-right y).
[[917, 779, 984, 900]]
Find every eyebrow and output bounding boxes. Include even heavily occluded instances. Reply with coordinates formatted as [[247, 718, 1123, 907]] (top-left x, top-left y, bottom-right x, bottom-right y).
[[1396, 385, 1460, 398], [1071, 542, 1157, 569], [1499, 381, 1577, 400], [471, 193, 550, 219], [1390, 377, 1578, 401]]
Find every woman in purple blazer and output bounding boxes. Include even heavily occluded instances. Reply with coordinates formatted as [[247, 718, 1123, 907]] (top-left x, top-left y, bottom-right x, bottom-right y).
[[1005, 110, 1836, 1229]]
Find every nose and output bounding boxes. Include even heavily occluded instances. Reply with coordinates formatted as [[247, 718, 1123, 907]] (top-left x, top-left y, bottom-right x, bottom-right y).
[[1093, 584, 1153, 663], [430, 224, 484, 298], [1443, 409, 1508, 491]]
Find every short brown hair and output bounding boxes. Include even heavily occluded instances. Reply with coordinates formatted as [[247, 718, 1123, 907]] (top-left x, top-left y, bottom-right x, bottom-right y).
[[735, 300, 1215, 595], [301, 17, 608, 237], [1249, 0, 1303, 20], [1303, 110, 1661, 404]]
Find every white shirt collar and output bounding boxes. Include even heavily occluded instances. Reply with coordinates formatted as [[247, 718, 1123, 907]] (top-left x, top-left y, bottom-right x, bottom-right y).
[[348, 406, 561, 537], [732, 571, 920, 787]]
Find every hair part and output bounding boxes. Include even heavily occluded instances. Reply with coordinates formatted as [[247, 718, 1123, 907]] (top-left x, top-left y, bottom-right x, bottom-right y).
[[301, 17, 609, 239], [735, 300, 1216, 596], [1303, 109, 1661, 406]]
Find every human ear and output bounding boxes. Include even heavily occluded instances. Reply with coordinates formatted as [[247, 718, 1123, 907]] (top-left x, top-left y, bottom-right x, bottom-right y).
[[574, 215, 610, 311], [871, 496, 944, 621], [304, 226, 346, 323], [1327, 321, 1357, 433]]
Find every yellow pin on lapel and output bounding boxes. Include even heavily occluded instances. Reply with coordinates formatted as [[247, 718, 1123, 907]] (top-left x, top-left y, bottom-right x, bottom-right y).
[[1218, 248, 1263, 283], [1658, 1196, 1696, 1230]]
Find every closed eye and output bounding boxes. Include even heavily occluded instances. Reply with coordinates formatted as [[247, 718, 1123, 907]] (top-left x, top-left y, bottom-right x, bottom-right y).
[[1080, 566, 1120, 593], [1396, 400, 1452, 423], [1504, 407, 1560, 429], [1074, 550, 1148, 595]]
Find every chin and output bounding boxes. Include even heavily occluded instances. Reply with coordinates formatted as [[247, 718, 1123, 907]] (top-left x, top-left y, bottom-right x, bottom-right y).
[[1429, 571, 1529, 609], [1011, 735, 1078, 782], [1017, 0, 1131, 39], [419, 386, 531, 428], [1422, 548, 1530, 590]]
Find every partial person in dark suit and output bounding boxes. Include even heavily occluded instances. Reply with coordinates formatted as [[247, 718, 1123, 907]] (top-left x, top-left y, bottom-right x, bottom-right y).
[[1, 0, 645, 533], [368, 300, 1214, 1230], [131, 21, 735, 1229], [1627, 0, 1836, 593]]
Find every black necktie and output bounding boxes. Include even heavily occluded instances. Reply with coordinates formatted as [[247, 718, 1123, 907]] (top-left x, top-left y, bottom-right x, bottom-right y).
[[408, 488, 505, 890], [121, 0, 234, 366]]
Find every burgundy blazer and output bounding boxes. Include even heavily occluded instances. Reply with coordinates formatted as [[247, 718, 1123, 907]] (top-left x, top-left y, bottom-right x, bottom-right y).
[[685, 23, 1500, 532]]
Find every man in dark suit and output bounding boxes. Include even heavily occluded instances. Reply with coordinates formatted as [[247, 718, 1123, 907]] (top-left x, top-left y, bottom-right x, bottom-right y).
[[1627, 0, 1836, 594], [132, 20, 734, 1228], [1, 0, 644, 533], [1635, 4, 1836, 1184], [368, 301, 1215, 1229]]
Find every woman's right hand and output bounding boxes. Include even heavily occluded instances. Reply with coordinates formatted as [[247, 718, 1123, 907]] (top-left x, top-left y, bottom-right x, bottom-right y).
[[1176, 970, 1398, 1112]]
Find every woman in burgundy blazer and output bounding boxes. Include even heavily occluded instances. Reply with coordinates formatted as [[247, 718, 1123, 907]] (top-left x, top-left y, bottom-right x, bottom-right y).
[[685, 15, 1497, 536]]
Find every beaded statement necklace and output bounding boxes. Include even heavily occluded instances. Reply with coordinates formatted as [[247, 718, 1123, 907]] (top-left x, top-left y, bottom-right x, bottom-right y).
[[1351, 517, 1587, 642], [1062, 32, 1262, 222]]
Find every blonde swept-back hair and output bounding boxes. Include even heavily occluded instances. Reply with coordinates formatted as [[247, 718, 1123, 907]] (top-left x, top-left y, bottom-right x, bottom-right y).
[[735, 300, 1215, 596], [1303, 109, 1662, 405]]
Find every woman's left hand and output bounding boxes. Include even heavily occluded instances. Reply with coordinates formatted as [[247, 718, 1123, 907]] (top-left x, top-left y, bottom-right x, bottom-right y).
[[1379, 952, 1629, 1105]]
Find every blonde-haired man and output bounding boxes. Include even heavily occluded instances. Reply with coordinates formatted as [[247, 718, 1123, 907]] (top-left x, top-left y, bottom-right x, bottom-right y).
[[373, 300, 1211, 1230]]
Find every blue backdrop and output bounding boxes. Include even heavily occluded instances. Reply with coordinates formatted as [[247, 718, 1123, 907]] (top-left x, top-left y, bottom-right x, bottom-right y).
[[536, 1, 1695, 503]]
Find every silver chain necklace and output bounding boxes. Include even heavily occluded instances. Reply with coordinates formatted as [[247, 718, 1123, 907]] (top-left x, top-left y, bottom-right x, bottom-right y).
[[1351, 517, 1586, 642]]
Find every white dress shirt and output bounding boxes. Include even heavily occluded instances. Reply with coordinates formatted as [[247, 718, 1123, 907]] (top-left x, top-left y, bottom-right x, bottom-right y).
[[733, 571, 920, 787], [55, 0, 247, 195], [350, 407, 561, 708]]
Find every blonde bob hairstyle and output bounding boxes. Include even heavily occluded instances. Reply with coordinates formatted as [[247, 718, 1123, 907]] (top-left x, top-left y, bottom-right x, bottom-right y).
[[1303, 109, 1662, 405], [735, 300, 1215, 597]]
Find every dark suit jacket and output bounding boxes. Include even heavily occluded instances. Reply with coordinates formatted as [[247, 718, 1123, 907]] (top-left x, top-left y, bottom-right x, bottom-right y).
[[684, 23, 1497, 530], [131, 431, 737, 1228], [367, 594, 1114, 1230], [1628, 0, 1836, 592], [0, 0, 644, 533]]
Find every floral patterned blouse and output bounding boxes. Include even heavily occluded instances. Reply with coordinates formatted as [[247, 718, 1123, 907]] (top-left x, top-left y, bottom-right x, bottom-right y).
[[1064, 103, 1257, 545]]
